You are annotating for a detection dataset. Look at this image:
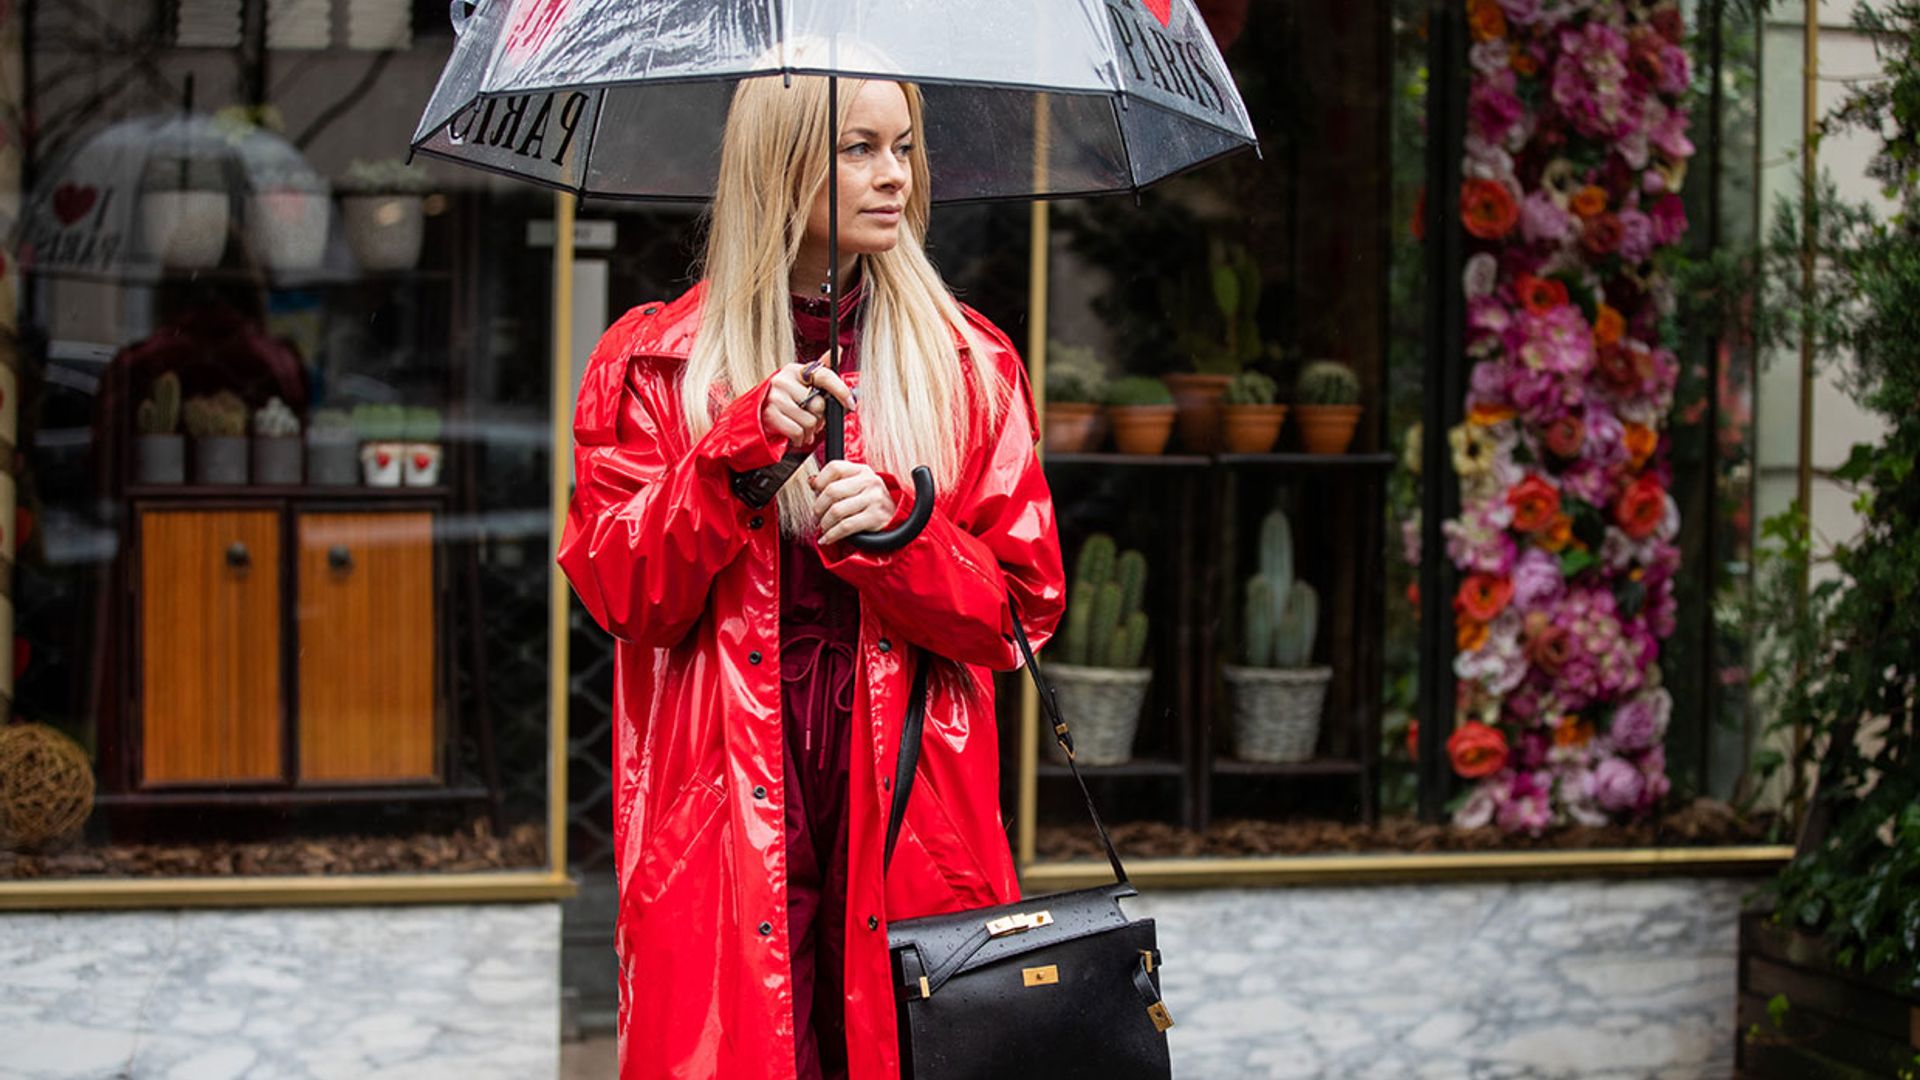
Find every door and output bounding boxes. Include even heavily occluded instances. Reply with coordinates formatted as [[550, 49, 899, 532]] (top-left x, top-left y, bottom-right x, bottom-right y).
[[296, 510, 438, 783], [140, 508, 283, 784]]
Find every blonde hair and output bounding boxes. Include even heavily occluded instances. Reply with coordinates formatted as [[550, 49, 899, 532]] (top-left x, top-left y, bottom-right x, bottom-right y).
[[680, 73, 1001, 535]]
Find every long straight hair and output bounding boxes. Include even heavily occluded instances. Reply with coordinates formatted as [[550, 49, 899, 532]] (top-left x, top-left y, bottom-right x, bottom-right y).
[[680, 73, 1001, 535]]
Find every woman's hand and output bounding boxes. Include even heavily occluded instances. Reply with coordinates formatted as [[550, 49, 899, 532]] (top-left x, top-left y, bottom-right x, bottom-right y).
[[811, 461, 898, 546], [763, 352, 855, 449]]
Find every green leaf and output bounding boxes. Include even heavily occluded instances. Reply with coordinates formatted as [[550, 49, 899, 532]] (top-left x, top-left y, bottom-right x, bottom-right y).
[[1559, 549, 1596, 577], [1766, 993, 1790, 1029]]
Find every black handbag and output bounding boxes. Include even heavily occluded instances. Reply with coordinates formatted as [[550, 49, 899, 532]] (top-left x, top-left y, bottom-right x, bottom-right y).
[[883, 601, 1173, 1080]]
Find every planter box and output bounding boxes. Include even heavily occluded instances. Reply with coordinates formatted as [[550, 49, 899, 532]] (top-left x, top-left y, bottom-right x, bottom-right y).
[[1736, 910, 1920, 1078]]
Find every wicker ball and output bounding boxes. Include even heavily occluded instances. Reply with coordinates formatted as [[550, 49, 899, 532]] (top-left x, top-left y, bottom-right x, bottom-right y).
[[0, 723, 95, 850]]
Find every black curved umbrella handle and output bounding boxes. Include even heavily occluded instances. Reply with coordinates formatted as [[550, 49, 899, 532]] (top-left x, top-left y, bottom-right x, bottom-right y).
[[824, 397, 934, 553]]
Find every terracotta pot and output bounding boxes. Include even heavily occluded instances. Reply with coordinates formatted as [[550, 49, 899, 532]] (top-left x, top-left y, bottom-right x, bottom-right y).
[[1294, 404, 1363, 454], [1043, 402, 1101, 454], [1107, 405, 1177, 455], [1220, 403, 1288, 454], [1161, 372, 1232, 452]]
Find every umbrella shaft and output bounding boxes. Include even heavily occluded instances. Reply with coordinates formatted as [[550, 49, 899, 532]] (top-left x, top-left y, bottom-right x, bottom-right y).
[[826, 74, 845, 464]]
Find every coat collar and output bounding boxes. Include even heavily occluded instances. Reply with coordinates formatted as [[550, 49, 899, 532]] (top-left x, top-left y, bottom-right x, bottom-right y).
[[622, 279, 976, 364]]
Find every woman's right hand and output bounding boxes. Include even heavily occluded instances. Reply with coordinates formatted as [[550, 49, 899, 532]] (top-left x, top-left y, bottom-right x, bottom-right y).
[[763, 352, 856, 449]]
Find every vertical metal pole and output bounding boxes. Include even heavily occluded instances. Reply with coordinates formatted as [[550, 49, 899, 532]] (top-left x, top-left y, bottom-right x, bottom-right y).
[[1017, 92, 1052, 870], [1790, 0, 1820, 827], [547, 191, 577, 878], [1416, 0, 1467, 822], [825, 75, 847, 463]]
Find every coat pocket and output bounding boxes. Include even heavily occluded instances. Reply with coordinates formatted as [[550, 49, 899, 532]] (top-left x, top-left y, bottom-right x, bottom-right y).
[[636, 773, 726, 905], [900, 769, 1001, 910]]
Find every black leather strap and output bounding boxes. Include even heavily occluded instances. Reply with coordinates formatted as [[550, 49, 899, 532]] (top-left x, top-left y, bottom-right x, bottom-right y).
[[883, 595, 1131, 887]]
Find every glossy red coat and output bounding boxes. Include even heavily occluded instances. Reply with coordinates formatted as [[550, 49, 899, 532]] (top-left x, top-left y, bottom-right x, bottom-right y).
[[558, 282, 1065, 1080]]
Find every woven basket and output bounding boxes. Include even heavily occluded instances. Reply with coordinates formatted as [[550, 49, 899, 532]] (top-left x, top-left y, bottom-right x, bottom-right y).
[[1221, 665, 1333, 763], [1042, 662, 1151, 766]]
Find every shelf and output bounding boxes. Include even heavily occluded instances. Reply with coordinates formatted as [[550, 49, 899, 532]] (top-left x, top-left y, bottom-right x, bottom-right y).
[[128, 484, 451, 500], [1042, 452, 1212, 468], [106, 266, 454, 289], [1210, 757, 1366, 777], [1036, 757, 1186, 779], [1214, 452, 1398, 469], [97, 785, 491, 808]]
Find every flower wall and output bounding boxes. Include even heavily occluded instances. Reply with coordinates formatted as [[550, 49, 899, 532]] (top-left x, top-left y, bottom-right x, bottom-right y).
[[1439, 0, 1693, 832]]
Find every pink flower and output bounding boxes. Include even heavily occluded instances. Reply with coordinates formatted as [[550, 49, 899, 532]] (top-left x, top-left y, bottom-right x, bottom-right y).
[[1518, 305, 1595, 375], [1590, 755, 1644, 812], [1646, 99, 1695, 160], [1658, 45, 1691, 96], [1649, 194, 1687, 245], [1510, 548, 1564, 610], [1617, 209, 1655, 263], [1495, 0, 1542, 25], [1471, 82, 1526, 144], [1552, 23, 1642, 141], [1521, 190, 1577, 246], [1608, 688, 1671, 751], [1496, 772, 1555, 834], [1455, 778, 1506, 828], [1445, 499, 1519, 575]]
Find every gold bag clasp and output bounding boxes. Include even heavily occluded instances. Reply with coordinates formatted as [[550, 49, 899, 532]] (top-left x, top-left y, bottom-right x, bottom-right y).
[[1022, 965, 1059, 987], [985, 910, 1053, 938]]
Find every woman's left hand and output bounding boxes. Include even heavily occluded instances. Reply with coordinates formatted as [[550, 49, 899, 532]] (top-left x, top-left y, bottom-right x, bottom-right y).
[[811, 461, 898, 546]]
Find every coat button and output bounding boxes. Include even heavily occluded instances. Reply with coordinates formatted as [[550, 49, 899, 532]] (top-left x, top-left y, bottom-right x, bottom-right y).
[[748, 651, 762, 665], [882, 777, 890, 792], [877, 638, 892, 653], [750, 515, 764, 529], [753, 785, 767, 800], [867, 916, 879, 931], [758, 921, 773, 936]]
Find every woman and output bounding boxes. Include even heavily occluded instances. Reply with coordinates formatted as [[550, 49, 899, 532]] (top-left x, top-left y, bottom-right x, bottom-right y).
[[557, 71, 1065, 1080]]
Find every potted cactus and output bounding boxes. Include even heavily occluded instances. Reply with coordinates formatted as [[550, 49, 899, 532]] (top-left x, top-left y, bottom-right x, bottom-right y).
[[1042, 340, 1108, 454], [354, 403, 407, 486], [1046, 534, 1152, 766], [307, 407, 358, 486], [133, 372, 185, 484], [403, 405, 444, 486], [1222, 509, 1334, 762], [336, 158, 431, 272], [1293, 360, 1362, 454], [246, 157, 330, 272], [251, 396, 302, 484], [1166, 241, 1262, 452], [1219, 370, 1287, 454], [183, 390, 250, 485], [1104, 376, 1177, 456], [137, 154, 229, 270]]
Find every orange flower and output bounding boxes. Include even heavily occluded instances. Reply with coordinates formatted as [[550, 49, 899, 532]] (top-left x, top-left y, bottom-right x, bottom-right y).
[[1511, 45, 1540, 76], [1456, 617, 1490, 652], [1515, 273, 1570, 315], [1615, 474, 1667, 540], [1525, 622, 1576, 674], [1469, 402, 1518, 426], [1468, 0, 1507, 41], [1461, 179, 1519, 240], [1553, 715, 1595, 748], [1543, 415, 1586, 459], [1570, 185, 1609, 218], [1624, 423, 1658, 469], [1507, 475, 1561, 533], [1448, 721, 1510, 779], [1455, 573, 1514, 623], [1593, 303, 1626, 347], [1539, 513, 1574, 552], [1582, 212, 1625, 255]]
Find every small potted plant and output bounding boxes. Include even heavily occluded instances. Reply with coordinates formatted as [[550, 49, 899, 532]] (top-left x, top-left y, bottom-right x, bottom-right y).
[[1219, 370, 1286, 454], [183, 390, 250, 485], [1165, 241, 1262, 452], [251, 396, 302, 485], [403, 405, 444, 487], [1043, 340, 1107, 454], [1221, 509, 1333, 762], [246, 158, 330, 272], [133, 372, 185, 484], [1046, 534, 1151, 766], [1104, 376, 1177, 455], [1293, 360, 1363, 454], [137, 154, 229, 270], [307, 407, 358, 486], [354, 403, 407, 486], [336, 158, 431, 272]]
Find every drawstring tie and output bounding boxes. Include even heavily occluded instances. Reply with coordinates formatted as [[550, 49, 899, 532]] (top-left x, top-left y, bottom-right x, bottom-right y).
[[781, 628, 857, 771]]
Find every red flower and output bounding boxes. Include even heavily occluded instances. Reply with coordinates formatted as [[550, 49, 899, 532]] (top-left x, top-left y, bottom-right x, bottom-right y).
[[1615, 475, 1667, 539], [1581, 213, 1624, 255], [1455, 573, 1514, 622], [1506, 474, 1561, 533], [1594, 344, 1640, 393], [1652, 8, 1685, 42], [1524, 622, 1575, 674], [1543, 414, 1586, 459], [1406, 718, 1421, 761], [1514, 273, 1570, 315], [1411, 187, 1427, 241], [1448, 721, 1510, 779], [1462, 179, 1519, 240]]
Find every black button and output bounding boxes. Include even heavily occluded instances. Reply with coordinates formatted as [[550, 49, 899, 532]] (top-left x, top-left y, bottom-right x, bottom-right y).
[[877, 638, 892, 653], [753, 785, 767, 799], [642, 303, 661, 315], [867, 916, 879, 931], [758, 921, 773, 936], [882, 777, 890, 792], [748, 651, 762, 665], [749, 515, 764, 529]]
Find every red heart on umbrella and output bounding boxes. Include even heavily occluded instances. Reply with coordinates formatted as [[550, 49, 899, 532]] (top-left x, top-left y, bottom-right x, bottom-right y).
[[52, 183, 97, 226], [376, 450, 393, 469], [412, 452, 432, 471], [1142, 0, 1173, 27]]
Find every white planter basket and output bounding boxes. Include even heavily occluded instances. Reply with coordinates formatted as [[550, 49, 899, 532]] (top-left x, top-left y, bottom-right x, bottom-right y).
[[342, 194, 424, 271], [1221, 665, 1333, 763], [248, 191, 330, 271], [360, 441, 403, 487], [139, 191, 228, 269], [403, 442, 443, 487], [1042, 662, 1151, 767]]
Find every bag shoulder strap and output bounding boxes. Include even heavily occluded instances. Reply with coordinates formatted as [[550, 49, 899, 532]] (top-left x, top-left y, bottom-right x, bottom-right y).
[[884, 596, 1131, 888]]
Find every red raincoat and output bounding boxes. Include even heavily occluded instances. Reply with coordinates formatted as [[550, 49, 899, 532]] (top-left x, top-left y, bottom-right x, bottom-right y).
[[558, 282, 1065, 1080]]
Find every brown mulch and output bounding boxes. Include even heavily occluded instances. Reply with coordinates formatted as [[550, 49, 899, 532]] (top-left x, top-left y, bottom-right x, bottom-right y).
[[1035, 798, 1777, 860], [0, 821, 548, 880]]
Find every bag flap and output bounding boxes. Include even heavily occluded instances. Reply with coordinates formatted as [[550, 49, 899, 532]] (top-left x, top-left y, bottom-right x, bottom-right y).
[[888, 883, 1138, 991]]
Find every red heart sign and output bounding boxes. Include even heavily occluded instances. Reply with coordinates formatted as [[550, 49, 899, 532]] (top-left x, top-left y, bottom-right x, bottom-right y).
[[1143, 0, 1173, 27], [376, 450, 393, 469], [51, 183, 97, 226], [412, 452, 432, 471]]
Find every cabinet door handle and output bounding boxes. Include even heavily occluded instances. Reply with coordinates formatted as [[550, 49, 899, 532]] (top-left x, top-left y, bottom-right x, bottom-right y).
[[225, 542, 250, 569], [328, 545, 353, 572]]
